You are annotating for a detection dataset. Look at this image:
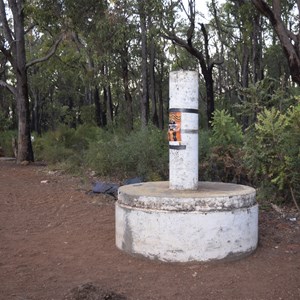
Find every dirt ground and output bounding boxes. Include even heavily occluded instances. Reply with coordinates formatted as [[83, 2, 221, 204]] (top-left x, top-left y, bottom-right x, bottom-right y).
[[0, 160, 300, 300]]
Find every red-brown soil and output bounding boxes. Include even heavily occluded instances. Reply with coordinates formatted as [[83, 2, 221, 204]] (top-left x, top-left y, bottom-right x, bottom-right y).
[[0, 160, 299, 300]]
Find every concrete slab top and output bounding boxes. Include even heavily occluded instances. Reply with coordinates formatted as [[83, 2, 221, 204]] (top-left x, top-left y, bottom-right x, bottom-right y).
[[118, 181, 256, 212]]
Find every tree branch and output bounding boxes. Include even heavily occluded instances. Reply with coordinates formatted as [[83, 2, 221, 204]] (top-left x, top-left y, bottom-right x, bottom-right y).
[[0, 0, 14, 44], [251, 0, 277, 25], [70, 31, 86, 52], [0, 79, 17, 95], [24, 23, 37, 35], [200, 23, 210, 66], [26, 34, 64, 69], [162, 31, 208, 72], [0, 40, 16, 67], [272, 0, 281, 20], [186, 0, 195, 46], [251, 0, 300, 84]]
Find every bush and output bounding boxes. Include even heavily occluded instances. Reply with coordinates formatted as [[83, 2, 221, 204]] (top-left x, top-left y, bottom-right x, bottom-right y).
[[34, 124, 101, 173], [86, 126, 168, 180], [34, 128, 75, 164], [198, 129, 211, 162], [210, 109, 243, 147], [0, 111, 13, 132], [200, 109, 246, 183], [0, 130, 17, 157], [244, 104, 300, 208], [35, 125, 169, 180], [198, 129, 211, 180]]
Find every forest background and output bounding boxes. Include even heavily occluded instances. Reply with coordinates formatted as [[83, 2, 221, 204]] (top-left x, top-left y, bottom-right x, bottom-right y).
[[0, 0, 299, 209]]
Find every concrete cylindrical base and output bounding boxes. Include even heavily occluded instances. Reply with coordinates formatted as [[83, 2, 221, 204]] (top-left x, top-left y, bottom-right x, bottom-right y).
[[116, 182, 258, 262]]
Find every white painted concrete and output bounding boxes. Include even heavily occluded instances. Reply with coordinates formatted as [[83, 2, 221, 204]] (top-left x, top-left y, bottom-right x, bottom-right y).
[[116, 182, 258, 262], [118, 181, 256, 211], [115, 71, 259, 263], [116, 202, 258, 262], [169, 71, 199, 190]]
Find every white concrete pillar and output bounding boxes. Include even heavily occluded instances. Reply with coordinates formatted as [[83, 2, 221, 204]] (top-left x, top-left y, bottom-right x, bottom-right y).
[[169, 71, 199, 190]]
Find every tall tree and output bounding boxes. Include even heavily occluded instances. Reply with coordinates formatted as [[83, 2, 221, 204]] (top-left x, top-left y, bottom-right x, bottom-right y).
[[64, 0, 109, 128], [251, 0, 300, 84], [0, 0, 62, 162], [162, 0, 222, 127], [138, 0, 149, 128], [112, 0, 135, 131], [148, 14, 159, 127]]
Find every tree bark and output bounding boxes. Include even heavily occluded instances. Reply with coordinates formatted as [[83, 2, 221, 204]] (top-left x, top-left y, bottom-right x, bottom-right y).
[[30, 89, 41, 135], [0, 0, 63, 162], [241, 41, 250, 128], [148, 16, 159, 127], [157, 59, 165, 130], [162, 1, 219, 128], [94, 87, 103, 127], [121, 46, 133, 132], [10, 0, 34, 162], [103, 63, 113, 125], [251, 0, 300, 84], [138, 0, 149, 128], [252, 13, 264, 83], [105, 84, 113, 126]]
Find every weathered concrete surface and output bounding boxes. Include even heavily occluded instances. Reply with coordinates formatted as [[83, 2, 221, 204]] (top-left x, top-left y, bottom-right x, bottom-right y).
[[118, 181, 256, 212], [116, 182, 258, 262]]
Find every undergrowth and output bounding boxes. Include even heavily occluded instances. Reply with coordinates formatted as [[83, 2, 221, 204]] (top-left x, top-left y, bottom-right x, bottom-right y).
[[0, 130, 17, 157], [34, 124, 168, 180], [31, 105, 299, 209]]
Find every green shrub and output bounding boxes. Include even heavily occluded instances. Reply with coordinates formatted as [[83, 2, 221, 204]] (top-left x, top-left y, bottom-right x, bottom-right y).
[[0, 130, 17, 157], [85, 126, 168, 180], [84, 132, 121, 176], [34, 130, 74, 164], [198, 129, 212, 180], [80, 105, 97, 126], [244, 104, 300, 208], [34, 124, 101, 170], [35, 124, 169, 180], [199, 129, 211, 161], [0, 111, 13, 132], [200, 109, 246, 183], [210, 109, 243, 147], [236, 77, 297, 127]]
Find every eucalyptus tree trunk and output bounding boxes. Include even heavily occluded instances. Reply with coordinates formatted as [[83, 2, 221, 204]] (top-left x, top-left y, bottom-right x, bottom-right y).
[[94, 87, 104, 127], [104, 85, 113, 126], [103, 64, 113, 125], [162, 1, 220, 128], [251, 0, 300, 84], [211, 0, 225, 100], [30, 89, 42, 135], [121, 46, 133, 132], [157, 59, 165, 130], [148, 16, 159, 128], [241, 41, 250, 129], [241, 38, 250, 91], [0, 0, 62, 162], [138, 0, 149, 128], [252, 13, 263, 83], [9, 0, 34, 162], [199, 23, 216, 127]]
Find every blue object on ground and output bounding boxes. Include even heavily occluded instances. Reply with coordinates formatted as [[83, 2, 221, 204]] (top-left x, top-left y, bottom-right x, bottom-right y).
[[123, 177, 143, 185], [92, 181, 119, 196]]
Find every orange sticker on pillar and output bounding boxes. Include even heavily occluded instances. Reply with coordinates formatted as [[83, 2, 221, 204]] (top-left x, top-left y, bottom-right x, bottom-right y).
[[168, 112, 181, 143]]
